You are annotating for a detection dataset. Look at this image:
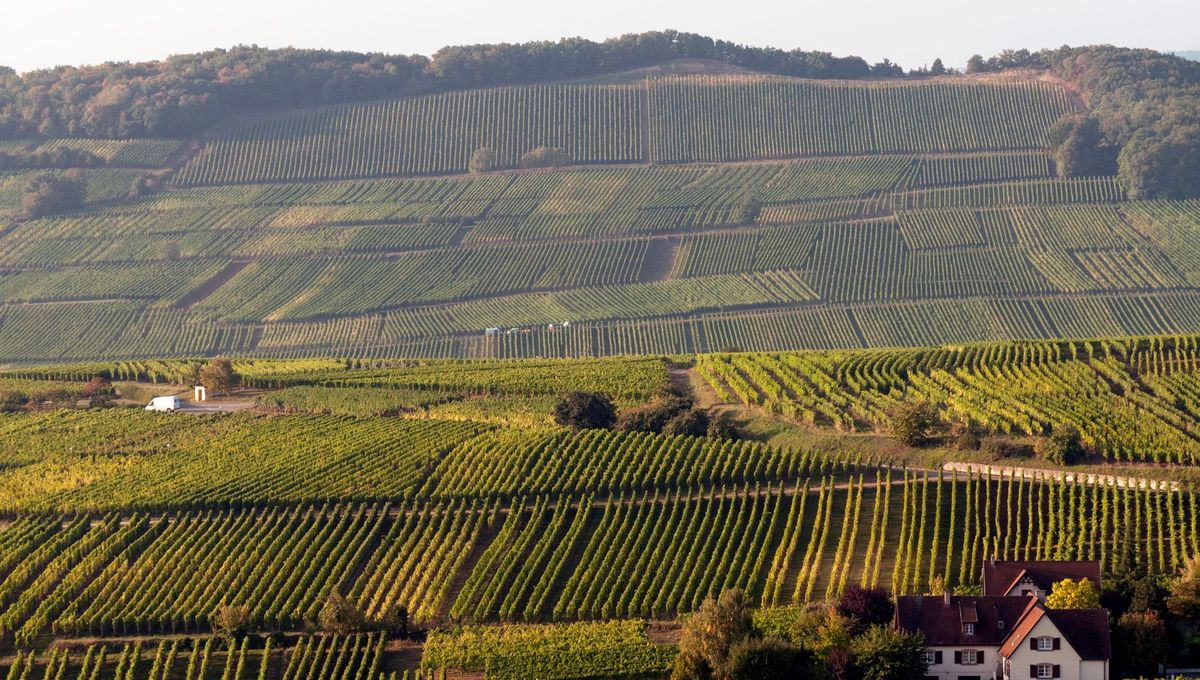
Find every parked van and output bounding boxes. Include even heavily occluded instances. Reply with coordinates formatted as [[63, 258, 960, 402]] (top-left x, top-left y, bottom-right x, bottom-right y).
[[145, 396, 181, 412]]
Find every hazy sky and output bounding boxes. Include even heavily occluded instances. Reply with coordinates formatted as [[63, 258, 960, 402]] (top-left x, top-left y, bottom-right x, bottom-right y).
[[3, 0, 1198, 74]]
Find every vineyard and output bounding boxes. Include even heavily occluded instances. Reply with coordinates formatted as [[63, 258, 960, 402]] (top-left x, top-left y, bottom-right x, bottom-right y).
[[0, 153, 1196, 359], [3, 49, 1200, 678], [0, 66, 1196, 363], [699, 334, 1200, 463], [0, 335, 1195, 675]]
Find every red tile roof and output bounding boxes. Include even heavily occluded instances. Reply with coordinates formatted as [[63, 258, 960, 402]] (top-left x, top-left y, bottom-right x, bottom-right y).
[[982, 560, 1101, 596], [895, 595, 1035, 646], [998, 601, 1111, 661]]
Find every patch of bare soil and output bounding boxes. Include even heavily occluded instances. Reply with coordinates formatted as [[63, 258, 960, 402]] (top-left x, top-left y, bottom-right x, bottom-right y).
[[646, 621, 683, 645], [173, 259, 251, 310]]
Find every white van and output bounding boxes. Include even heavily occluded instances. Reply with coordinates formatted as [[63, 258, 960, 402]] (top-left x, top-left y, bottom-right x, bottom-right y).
[[145, 396, 181, 412]]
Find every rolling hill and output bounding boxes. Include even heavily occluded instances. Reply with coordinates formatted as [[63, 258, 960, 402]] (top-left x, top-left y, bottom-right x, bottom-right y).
[[0, 40, 1196, 368]]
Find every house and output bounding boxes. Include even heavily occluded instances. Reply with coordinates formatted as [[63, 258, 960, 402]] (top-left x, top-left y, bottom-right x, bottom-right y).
[[896, 594, 1111, 680], [983, 561, 1102, 602], [896, 594, 1036, 679], [896, 561, 1111, 680], [997, 599, 1111, 680]]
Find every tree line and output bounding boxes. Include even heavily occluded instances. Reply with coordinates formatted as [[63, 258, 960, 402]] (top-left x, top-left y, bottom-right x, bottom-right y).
[[968, 45, 1200, 199], [3, 35, 1195, 198], [0, 31, 881, 139]]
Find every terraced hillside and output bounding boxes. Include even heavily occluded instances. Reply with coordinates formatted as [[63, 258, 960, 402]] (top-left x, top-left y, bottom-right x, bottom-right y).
[[0, 70, 1199, 364]]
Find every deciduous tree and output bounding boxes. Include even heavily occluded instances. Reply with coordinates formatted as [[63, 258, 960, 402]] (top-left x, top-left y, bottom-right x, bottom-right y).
[[1046, 578, 1101, 609], [554, 391, 617, 431]]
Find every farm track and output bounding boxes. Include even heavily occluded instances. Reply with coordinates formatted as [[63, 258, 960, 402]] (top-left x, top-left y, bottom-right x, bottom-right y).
[[172, 259, 252, 310]]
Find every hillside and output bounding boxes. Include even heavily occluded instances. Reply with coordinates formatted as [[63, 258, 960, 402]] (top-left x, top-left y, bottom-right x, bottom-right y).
[[0, 342, 1194, 675], [1, 64, 1199, 364]]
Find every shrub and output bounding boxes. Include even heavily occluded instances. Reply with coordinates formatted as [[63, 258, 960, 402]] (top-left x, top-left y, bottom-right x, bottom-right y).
[[22, 171, 86, 217], [519, 146, 570, 169], [889, 402, 936, 446], [848, 626, 928, 680], [672, 589, 755, 680], [200, 357, 240, 395], [80, 377, 113, 398], [553, 391, 617, 431], [663, 408, 709, 437], [0, 390, 28, 413], [1035, 423, 1085, 465], [211, 603, 252, 639], [616, 395, 692, 433], [1113, 610, 1167, 676], [707, 412, 740, 440], [835, 585, 893, 632], [317, 592, 364, 635], [952, 431, 980, 451], [726, 637, 812, 680], [468, 146, 496, 173]]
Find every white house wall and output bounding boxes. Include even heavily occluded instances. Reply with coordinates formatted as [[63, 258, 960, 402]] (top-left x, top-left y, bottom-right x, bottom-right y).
[[1003, 617, 1108, 680], [925, 646, 1000, 680]]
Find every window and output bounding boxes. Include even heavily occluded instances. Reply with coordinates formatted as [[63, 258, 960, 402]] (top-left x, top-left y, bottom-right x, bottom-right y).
[[923, 650, 938, 665], [1037, 664, 1054, 678], [962, 650, 977, 664], [998, 619, 1005, 629], [963, 623, 975, 635], [1037, 636, 1053, 651]]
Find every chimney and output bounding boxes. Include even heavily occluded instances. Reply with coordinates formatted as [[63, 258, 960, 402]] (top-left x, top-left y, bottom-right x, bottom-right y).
[[943, 591, 951, 607]]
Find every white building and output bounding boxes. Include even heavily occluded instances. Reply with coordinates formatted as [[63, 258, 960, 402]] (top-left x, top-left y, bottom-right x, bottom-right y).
[[896, 561, 1110, 680]]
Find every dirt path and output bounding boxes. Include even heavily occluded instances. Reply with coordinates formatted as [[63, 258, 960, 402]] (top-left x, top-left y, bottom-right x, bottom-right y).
[[639, 236, 681, 282], [173, 259, 251, 310]]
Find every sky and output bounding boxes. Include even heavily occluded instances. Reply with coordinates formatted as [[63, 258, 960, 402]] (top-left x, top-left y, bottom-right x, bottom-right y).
[[2, 0, 1198, 74]]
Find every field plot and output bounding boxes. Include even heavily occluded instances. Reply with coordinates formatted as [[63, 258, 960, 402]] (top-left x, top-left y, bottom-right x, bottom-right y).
[[649, 76, 1073, 162], [700, 334, 1200, 463], [175, 83, 645, 183], [0, 71, 1198, 363]]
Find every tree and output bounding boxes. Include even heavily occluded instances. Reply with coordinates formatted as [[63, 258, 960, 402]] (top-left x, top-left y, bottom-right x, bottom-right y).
[[22, 171, 86, 218], [200, 357, 240, 395], [211, 603, 252, 639], [616, 395, 692, 433], [1051, 116, 1116, 178], [726, 637, 812, 680], [1046, 578, 1101, 609], [672, 589, 755, 680], [382, 604, 409, 636], [836, 585, 893, 633], [1168, 556, 1200, 624], [518, 146, 570, 169], [869, 59, 904, 77], [1128, 575, 1167, 613], [317, 592, 364, 635], [0, 390, 28, 413], [1035, 423, 1086, 465], [1118, 127, 1200, 199], [1113, 610, 1168, 676], [929, 58, 946, 75], [80, 377, 113, 398], [965, 54, 987, 73], [663, 408, 709, 437], [706, 412, 740, 440], [553, 391, 617, 431], [848, 626, 927, 680], [790, 605, 853, 657], [468, 147, 496, 174], [889, 402, 937, 446]]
